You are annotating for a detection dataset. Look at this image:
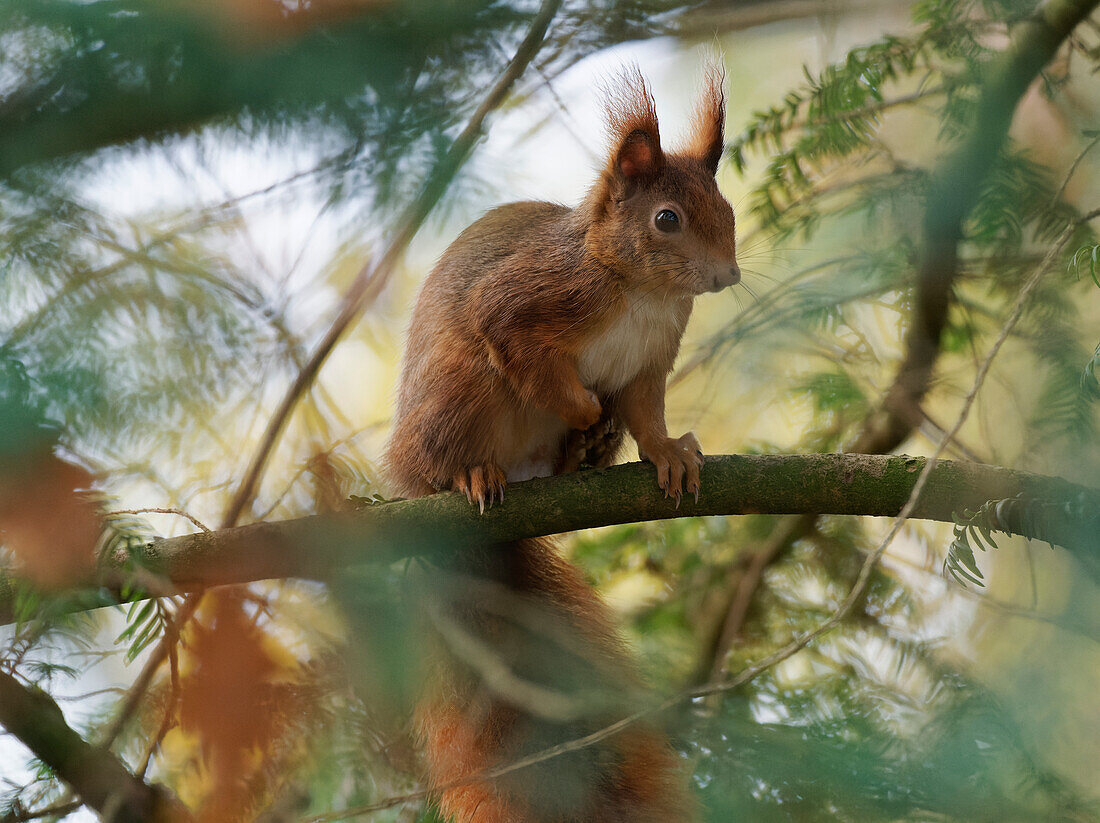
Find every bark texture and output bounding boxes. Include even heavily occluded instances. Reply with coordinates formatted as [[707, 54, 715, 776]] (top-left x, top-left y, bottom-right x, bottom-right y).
[[2, 454, 1096, 625]]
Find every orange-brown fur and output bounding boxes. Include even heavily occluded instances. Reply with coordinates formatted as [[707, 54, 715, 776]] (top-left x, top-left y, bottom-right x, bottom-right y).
[[386, 67, 739, 822]]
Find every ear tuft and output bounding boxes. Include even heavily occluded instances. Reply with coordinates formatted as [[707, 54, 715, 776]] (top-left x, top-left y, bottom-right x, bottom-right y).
[[686, 62, 726, 177], [603, 65, 663, 189]]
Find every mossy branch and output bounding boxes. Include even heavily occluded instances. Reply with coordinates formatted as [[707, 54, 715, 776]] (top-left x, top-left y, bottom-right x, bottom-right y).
[[2, 454, 1097, 625]]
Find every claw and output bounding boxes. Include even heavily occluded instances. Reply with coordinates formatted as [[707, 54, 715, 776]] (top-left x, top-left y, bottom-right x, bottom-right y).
[[453, 464, 507, 513]]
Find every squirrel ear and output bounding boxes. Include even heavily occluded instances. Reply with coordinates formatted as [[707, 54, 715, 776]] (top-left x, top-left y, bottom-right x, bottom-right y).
[[687, 64, 726, 177], [604, 66, 663, 191]]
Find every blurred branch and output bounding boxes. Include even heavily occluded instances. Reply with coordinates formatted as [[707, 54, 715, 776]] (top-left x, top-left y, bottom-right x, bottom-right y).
[[222, 0, 563, 527], [0, 670, 191, 822], [851, 0, 1100, 454], [1, 454, 1096, 626], [0, 1, 487, 175], [424, 598, 590, 723]]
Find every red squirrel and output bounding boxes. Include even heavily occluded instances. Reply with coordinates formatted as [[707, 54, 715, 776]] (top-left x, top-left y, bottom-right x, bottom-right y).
[[386, 66, 739, 823]]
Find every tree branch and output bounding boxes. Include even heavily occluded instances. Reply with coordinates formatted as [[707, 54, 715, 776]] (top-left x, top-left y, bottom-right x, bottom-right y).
[[0, 670, 190, 822], [1, 454, 1096, 626]]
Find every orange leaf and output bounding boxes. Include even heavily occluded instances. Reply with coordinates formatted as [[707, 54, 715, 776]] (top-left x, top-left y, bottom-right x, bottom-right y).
[[180, 592, 281, 821], [0, 454, 99, 588]]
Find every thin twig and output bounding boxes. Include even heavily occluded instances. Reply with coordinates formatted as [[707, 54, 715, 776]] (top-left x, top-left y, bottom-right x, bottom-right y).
[[110, 507, 212, 534], [0, 799, 82, 823], [1051, 131, 1100, 206], [97, 596, 199, 750], [136, 622, 181, 780]]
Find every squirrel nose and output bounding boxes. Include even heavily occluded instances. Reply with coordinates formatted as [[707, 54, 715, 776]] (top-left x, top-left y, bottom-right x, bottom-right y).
[[707, 262, 741, 292]]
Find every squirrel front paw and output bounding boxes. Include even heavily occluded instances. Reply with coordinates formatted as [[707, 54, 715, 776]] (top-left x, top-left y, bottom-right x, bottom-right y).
[[638, 432, 704, 505], [451, 463, 507, 514], [562, 389, 602, 431]]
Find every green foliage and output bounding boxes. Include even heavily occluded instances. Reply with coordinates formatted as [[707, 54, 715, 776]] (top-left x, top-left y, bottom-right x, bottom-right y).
[[0, 349, 59, 464], [1070, 243, 1100, 287], [0, 0, 680, 200], [729, 34, 931, 176], [682, 0, 1100, 818], [1028, 336, 1098, 448], [693, 685, 1099, 822], [944, 492, 1098, 587], [947, 505, 1000, 586], [1082, 342, 1100, 401], [0, 0, 1098, 819], [719, 0, 1098, 441]]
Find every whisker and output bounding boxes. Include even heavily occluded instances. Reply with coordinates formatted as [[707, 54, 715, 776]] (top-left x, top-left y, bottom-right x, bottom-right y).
[[727, 289, 743, 313], [739, 267, 781, 284], [738, 281, 761, 303]]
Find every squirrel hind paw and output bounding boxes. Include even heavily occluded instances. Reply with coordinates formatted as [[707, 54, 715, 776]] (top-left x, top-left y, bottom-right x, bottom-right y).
[[452, 463, 508, 514], [558, 418, 625, 474]]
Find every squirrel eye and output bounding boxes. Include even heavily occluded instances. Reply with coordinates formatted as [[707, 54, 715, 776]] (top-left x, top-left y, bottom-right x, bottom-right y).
[[654, 208, 681, 233]]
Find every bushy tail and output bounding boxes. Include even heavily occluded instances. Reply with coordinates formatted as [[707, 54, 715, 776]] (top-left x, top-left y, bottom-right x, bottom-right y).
[[418, 538, 695, 823]]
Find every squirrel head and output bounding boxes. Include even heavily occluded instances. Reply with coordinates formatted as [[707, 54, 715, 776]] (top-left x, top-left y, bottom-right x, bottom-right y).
[[585, 65, 740, 296]]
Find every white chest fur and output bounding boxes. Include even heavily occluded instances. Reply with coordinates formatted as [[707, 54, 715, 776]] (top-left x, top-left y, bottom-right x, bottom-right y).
[[578, 291, 687, 394]]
